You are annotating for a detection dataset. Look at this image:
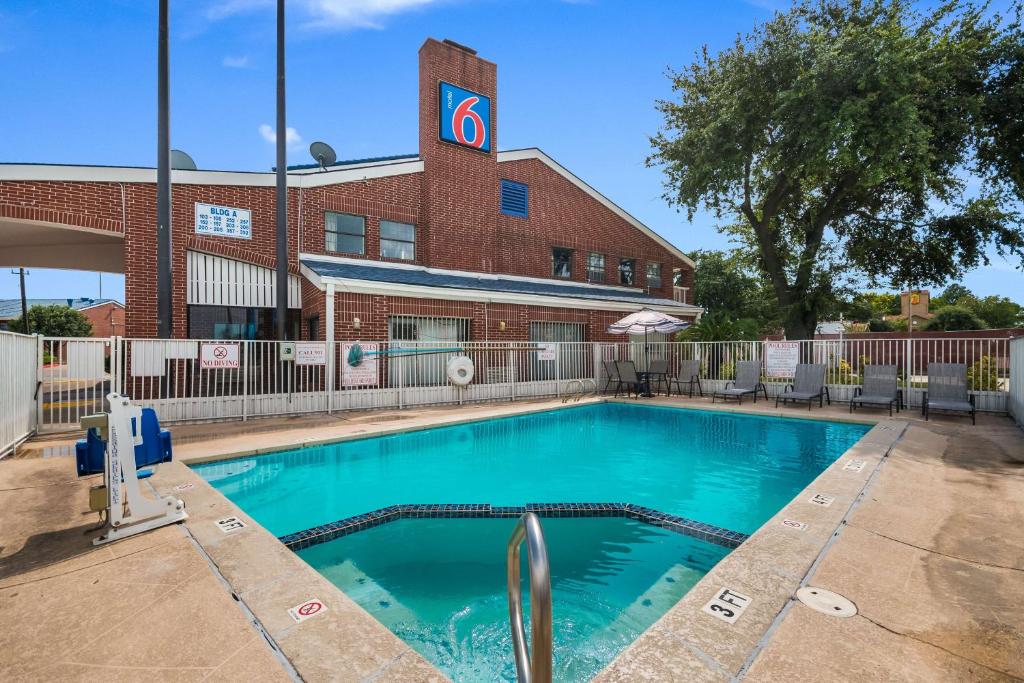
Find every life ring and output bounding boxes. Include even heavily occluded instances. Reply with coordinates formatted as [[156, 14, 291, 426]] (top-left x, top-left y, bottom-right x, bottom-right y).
[[447, 356, 475, 386]]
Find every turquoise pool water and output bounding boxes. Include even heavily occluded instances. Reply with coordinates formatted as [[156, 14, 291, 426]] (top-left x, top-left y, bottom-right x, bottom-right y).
[[194, 402, 869, 537], [194, 403, 868, 681], [298, 516, 730, 682]]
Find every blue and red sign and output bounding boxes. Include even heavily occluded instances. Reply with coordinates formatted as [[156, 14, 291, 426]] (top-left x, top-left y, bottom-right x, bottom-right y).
[[438, 81, 491, 152]]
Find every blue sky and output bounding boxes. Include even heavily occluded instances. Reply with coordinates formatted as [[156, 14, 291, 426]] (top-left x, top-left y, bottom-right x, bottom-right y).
[[0, 0, 1020, 303]]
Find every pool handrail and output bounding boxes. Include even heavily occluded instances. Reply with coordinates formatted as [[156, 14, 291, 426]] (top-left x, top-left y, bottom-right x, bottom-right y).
[[507, 512, 553, 683]]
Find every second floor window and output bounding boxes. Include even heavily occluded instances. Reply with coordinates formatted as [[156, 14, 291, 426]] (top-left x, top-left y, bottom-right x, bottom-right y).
[[380, 220, 415, 260], [587, 252, 605, 283], [647, 262, 662, 289], [619, 258, 635, 286], [325, 212, 365, 255], [552, 247, 573, 278]]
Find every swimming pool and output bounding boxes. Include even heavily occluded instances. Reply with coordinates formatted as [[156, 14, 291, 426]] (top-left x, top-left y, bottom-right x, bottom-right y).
[[194, 402, 869, 680]]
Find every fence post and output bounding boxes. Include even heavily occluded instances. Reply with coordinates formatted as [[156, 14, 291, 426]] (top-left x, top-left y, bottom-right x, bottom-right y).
[[904, 337, 913, 409], [398, 348, 405, 410], [242, 341, 249, 422], [327, 340, 334, 415], [555, 343, 561, 399], [510, 345, 517, 402]]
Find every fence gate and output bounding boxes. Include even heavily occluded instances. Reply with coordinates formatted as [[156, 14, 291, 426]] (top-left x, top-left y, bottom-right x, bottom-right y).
[[39, 336, 116, 432]]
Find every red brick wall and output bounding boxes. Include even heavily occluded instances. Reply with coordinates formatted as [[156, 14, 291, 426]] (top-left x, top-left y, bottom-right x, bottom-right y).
[[81, 302, 125, 337]]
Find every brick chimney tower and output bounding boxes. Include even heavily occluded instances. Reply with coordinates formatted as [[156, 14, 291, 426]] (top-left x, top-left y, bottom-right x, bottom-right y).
[[418, 38, 499, 272]]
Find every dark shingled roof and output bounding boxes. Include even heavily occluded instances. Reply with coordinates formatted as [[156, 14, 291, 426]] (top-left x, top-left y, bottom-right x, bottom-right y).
[[301, 258, 689, 308]]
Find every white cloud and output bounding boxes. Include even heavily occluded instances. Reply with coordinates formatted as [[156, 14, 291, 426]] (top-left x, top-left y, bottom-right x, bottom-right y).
[[206, 0, 445, 31], [222, 55, 250, 68], [259, 124, 303, 147]]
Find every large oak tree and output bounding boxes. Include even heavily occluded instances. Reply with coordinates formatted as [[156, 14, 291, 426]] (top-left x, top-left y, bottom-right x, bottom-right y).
[[651, 0, 1024, 338]]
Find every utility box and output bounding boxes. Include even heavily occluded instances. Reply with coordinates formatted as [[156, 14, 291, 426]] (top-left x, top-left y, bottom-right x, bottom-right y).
[[279, 342, 296, 362]]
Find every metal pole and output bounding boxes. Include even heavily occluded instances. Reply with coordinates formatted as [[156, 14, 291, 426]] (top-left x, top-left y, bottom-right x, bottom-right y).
[[274, 0, 288, 340], [17, 268, 30, 335], [156, 0, 173, 339]]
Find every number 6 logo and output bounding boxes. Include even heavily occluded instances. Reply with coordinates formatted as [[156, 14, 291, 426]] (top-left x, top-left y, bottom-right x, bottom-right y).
[[452, 97, 486, 149]]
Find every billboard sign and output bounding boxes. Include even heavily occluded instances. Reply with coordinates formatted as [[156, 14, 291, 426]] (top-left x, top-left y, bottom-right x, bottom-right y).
[[438, 81, 491, 152], [195, 202, 252, 240]]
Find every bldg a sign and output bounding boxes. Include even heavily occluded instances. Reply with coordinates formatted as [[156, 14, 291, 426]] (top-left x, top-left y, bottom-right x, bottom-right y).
[[195, 202, 252, 240], [438, 81, 491, 152]]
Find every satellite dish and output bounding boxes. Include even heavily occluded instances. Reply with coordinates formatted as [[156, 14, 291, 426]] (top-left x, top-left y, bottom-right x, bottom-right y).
[[309, 141, 337, 170], [170, 149, 197, 171]]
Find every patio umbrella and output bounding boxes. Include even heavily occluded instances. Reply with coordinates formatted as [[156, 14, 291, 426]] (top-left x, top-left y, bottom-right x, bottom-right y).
[[607, 308, 691, 363]]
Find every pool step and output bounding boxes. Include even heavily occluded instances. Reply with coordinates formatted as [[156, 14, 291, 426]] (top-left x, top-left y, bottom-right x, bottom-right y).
[[278, 502, 749, 552]]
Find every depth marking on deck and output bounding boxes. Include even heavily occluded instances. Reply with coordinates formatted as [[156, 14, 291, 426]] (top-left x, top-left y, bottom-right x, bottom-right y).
[[808, 493, 835, 507], [174, 482, 194, 491], [215, 516, 247, 534], [781, 518, 808, 531], [702, 587, 752, 624], [843, 459, 867, 472], [288, 598, 327, 624]]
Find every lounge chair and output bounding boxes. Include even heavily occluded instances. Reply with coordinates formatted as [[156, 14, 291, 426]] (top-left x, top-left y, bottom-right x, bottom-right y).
[[712, 360, 767, 404], [668, 358, 703, 398], [614, 360, 647, 399], [923, 363, 975, 424], [646, 359, 669, 395], [601, 360, 622, 394], [776, 363, 830, 409], [850, 364, 901, 416]]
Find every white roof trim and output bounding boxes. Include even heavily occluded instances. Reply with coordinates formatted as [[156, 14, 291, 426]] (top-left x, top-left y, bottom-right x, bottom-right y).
[[497, 148, 694, 269], [0, 159, 423, 187], [299, 252, 666, 296]]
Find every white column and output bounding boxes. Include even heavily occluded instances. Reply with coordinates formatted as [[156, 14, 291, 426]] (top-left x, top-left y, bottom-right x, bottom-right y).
[[326, 283, 335, 413]]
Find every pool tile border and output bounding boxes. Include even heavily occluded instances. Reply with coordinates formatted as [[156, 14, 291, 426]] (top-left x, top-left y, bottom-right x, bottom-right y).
[[279, 502, 750, 551]]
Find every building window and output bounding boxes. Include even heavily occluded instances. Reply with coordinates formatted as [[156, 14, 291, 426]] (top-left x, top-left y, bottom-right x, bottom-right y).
[[619, 258, 635, 286], [187, 305, 299, 340], [380, 220, 415, 260], [587, 252, 605, 283], [647, 262, 662, 289], [306, 315, 319, 341], [500, 179, 528, 217], [552, 247, 573, 279], [325, 212, 365, 255]]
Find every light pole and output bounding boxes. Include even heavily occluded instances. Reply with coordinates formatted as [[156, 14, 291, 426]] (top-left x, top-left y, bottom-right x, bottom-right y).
[[274, 0, 288, 340], [10, 268, 30, 334], [156, 0, 173, 338]]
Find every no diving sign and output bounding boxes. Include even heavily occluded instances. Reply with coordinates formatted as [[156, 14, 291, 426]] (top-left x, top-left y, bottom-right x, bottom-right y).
[[288, 598, 327, 624]]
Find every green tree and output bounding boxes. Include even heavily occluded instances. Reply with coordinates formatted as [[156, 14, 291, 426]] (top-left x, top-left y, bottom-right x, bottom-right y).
[[867, 318, 896, 332], [651, 0, 1024, 339], [924, 305, 989, 331], [689, 249, 780, 330], [845, 292, 901, 322], [973, 295, 1024, 328], [933, 284, 975, 308], [8, 305, 92, 337]]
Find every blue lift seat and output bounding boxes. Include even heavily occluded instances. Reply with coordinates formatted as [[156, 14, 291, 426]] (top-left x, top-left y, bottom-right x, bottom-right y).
[[75, 408, 173, 479]]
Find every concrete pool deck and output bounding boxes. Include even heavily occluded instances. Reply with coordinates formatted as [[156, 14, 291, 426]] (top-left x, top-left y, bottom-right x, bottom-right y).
[[2, 396, 1021, 681]]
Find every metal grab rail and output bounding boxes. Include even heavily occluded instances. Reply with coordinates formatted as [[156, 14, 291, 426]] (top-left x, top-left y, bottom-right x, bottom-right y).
[[507, 512, 553, 683]]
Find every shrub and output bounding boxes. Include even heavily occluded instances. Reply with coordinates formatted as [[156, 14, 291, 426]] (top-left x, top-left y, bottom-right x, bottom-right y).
[[719, 361, 736, 380], [925, 306, 988, 331], [967, 356, 1000, 391], [867, 318, 895, 332]]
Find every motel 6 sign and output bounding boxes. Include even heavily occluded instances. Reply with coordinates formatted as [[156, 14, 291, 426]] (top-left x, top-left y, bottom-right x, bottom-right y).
[[438, 81, 491, 152]]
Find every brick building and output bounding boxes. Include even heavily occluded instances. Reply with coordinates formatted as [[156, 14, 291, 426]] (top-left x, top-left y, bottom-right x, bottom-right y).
[[0, 39, 699, 347]]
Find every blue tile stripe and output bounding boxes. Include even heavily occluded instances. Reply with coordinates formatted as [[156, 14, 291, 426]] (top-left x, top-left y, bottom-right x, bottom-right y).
[[278, 503, 749, 551]]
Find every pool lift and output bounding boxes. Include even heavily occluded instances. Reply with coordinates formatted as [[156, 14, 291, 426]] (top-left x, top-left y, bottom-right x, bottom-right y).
[[79, 393, 188, 545]]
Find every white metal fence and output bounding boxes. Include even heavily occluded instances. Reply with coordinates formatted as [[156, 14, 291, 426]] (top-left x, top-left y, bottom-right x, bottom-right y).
[[33, 335, 1015, 431], [1011, 337, 1024, 430], [1, 331, 38, 455]]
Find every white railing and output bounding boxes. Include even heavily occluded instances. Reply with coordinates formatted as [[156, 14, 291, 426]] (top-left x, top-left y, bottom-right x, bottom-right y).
[[1011, 337, 1024, 430], [33, 335, 1014, 431], [1, 331, 38, 456]]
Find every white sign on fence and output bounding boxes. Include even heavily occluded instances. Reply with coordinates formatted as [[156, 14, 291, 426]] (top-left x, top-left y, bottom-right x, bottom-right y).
[[200, 342, 240, 369], [296, 342, 327, 366], [765, 341, 800, 378], [537, 343, 557, 361], [342, 343, 379, 387], [195, 202, 252, 240]]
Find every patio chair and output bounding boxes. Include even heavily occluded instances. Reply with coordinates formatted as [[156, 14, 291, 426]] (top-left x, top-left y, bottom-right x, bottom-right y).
[[923, 363, 975, 424], [614, 360, 647, 399], [646, 359, 669, 395], [712, 360, 767, 404], [776, 363, 830, 410], [850, 365, 901, 417], [668, 358, 703, 398], [601, 360, 622, 394]]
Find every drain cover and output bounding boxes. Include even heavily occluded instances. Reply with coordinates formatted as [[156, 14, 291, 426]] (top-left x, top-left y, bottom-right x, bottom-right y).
[[796, 587, 857, 617]]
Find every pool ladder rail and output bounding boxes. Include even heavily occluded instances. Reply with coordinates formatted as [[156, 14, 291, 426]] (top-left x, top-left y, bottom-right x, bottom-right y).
[[561, 378, 596, 403], [507, 512, 553, 683]]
